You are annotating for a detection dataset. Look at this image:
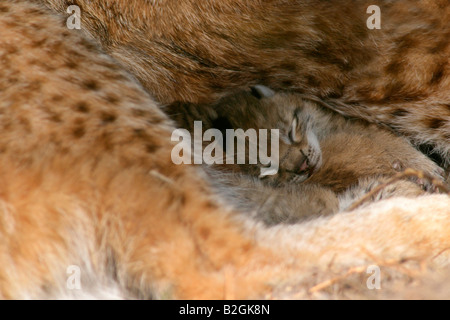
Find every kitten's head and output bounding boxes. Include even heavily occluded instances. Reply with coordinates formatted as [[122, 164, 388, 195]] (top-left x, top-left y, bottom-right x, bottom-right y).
[[212, 85, 323, 185]]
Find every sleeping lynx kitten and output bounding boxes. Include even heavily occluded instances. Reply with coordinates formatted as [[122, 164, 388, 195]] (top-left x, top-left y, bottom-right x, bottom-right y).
[[167, 85, 445, 224]]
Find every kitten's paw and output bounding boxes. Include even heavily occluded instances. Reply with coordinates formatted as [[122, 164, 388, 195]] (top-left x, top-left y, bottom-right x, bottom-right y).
[[392, 158, 446, 192]]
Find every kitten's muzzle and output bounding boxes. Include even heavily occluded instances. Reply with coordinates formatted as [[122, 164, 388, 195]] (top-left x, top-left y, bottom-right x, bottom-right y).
[[297, 156, 318, 177]]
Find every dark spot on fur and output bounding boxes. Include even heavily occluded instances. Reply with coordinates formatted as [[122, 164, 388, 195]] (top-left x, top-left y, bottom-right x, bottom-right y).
[[104, 95, 120, 105], [385, 60, 403, 74], [147, 116, 164, 125], [82, 79, 100, 91], [0, 5, 10, 13], [134, 128, 146, 138], [304, 40, 353, 71], [131, 109, 148, 118], [391, 108, 409, 117], [78, 39, 97, 52], [65, 59, 78, 69], [426, 118, 445, 129], [31, 38, 47, 48], [282, 79, 294, 87], [306, 75, 320, 87], [205, 200, 218, 210], [146, 144, 159, 153], [280, 62, 297, 71], [50, 114, 62, 123], [430, 64, 445, 85], [7, 77, 19, 85], [73, 126, 86, 139], [51, 95, 64, 102], [382, 81, 404, 100], [100, 112, 117, 124], [325, 90, 343, 99], [75, 102, 90, 113], [72, 118, 86, 139]]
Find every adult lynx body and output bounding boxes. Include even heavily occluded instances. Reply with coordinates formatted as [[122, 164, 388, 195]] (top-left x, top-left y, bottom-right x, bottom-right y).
[[0, 0, 448, 299], [39, 0, 450, 163]]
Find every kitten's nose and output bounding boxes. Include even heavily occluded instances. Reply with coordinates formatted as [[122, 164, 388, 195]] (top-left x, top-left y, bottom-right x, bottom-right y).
[[285, 153, 313, 177], [297, 157, 316, 177], [299, 157, 309, 172], [296, 148, 322, 176]]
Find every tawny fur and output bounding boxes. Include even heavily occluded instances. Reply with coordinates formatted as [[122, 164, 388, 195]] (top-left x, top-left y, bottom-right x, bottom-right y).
[[168, 88, 443, 223], [34, 0, 450, 163], [0, 0, 448, 299]]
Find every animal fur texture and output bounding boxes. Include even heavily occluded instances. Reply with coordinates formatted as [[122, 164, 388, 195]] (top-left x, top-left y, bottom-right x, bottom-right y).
[[167, 86, 443, 224], [35, 0, 450, 164], [0, 0, 448, 299]]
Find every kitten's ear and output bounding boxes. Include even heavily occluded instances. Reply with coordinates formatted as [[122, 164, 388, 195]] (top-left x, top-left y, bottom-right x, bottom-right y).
[[250, 85, 275, 99]]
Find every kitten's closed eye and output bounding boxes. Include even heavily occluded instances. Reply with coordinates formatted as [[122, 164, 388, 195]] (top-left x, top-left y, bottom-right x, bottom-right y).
[[289, 115, 301, 143]]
